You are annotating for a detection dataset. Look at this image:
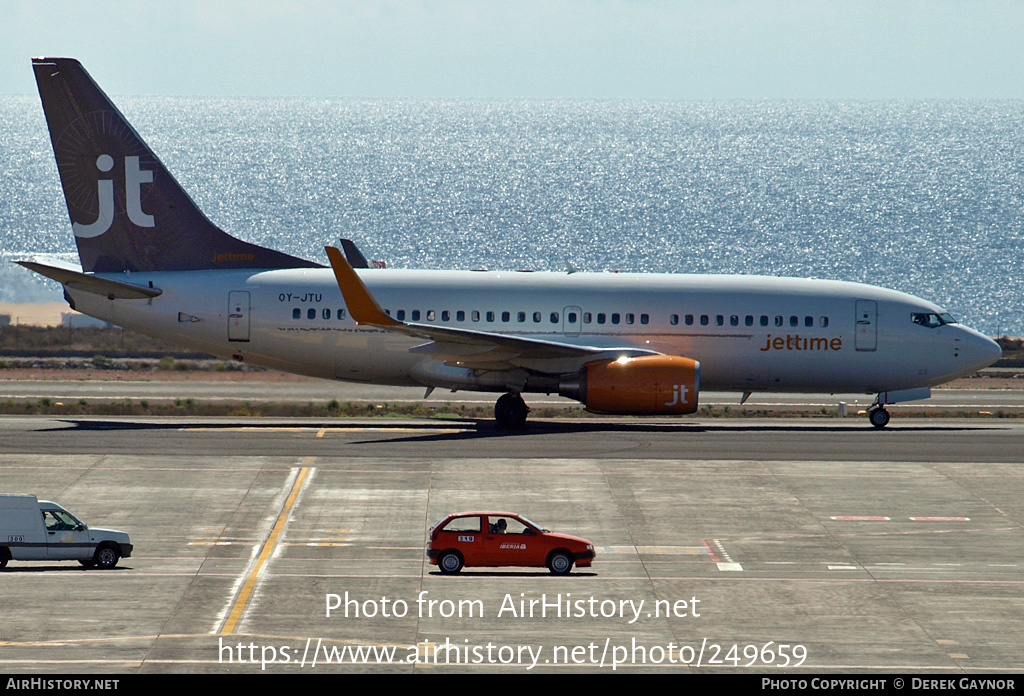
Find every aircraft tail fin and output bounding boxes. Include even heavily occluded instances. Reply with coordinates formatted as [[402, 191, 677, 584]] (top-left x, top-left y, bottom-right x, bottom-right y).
[[31, 57, 320, 273]]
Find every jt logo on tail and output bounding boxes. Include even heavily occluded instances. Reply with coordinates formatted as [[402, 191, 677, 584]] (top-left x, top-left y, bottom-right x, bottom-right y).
[[72, 155, 155, 238]]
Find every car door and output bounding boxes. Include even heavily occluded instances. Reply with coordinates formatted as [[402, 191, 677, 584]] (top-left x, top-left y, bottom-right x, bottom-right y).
[[482, 515, 538, 567]]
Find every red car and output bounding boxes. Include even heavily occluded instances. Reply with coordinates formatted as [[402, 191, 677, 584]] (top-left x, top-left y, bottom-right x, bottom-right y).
[[427, 511, 595, 575]]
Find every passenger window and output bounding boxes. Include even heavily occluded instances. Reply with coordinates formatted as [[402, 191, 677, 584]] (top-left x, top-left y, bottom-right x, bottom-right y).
[[533, 312, 542, 323], [716, 315, 724, 326], [412, 310, 421, 321], [502, 311, 510, 322], [597, 313, 606, 325], [804, 316, 813, 327], [323, 308, 331, 320], [517, 312, 526, 323], [775, 316, 783, 327], [338, 309, 346, 320], [441, 516, 481, 534], [486, 311, 494, 322], [625, 313, 634, 325], [685, 314, 694, 325], [456, 310, 465, 322], [730, 315, 739, 326], [427, 310, 435, 321], [567, 312, 577, 323], [640, 314, 649, 325], [292, 308, 300, 319], [441, 310, 451, 321], [820, 316, 829, 327], [671, 314, 679, 325], [397, 309, 406, 321], [471, 310, 479, 322], [700, 315, 709, 326], [551, 312, 560, 323], [611, 313, 620, 325], [583, 312, 592, 324], [760, 316, 769, 326], [745, 315, 754, 327], [790, 315, 798, 327], [307, 308, 316, 320]]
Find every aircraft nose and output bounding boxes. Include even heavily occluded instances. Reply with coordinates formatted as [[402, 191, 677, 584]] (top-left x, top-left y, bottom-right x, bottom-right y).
[[962, 329, 1002, 371]]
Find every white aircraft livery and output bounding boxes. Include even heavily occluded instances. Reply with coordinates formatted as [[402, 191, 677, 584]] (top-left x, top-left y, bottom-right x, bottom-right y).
[[20, 58, 1002, 429]]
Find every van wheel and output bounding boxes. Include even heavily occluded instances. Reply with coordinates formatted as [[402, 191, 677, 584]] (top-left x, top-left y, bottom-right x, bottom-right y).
[[79, 559, 96, 568], [0, 548, 9, 569], [547, 551, 573, 575], [94, 544, 120, 569]]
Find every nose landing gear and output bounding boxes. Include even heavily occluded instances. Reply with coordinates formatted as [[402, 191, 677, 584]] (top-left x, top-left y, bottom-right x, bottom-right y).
[[495, 393, 529, 430]]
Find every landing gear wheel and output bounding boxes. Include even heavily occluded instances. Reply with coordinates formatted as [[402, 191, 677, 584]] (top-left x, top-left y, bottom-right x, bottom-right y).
[[547, 551, 573, 575], [438, 551, 463, 574], [868, 407, 890, 429], [495, 393, 529, 429]]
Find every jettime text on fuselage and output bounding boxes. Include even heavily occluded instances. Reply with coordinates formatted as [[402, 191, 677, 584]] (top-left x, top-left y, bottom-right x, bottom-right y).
[[759, 334, 843, 352]]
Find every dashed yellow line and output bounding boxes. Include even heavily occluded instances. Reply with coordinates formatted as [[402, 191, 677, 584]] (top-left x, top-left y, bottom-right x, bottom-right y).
[[219, 466, 311, 635]]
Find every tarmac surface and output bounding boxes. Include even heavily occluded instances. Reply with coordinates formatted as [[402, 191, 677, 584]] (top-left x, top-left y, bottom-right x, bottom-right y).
[[1, 414, 1023, 674]]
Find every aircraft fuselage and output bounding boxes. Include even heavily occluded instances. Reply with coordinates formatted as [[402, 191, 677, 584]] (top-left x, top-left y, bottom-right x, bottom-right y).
[[68, 267, 997, 396]]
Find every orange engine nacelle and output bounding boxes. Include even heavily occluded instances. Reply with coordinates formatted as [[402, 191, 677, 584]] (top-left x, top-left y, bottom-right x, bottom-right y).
[[561, 355, 700, 415]]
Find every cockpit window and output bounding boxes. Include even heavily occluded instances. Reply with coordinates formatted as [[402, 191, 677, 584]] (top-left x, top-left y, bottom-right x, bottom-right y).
[[911, 312, 957, 328]]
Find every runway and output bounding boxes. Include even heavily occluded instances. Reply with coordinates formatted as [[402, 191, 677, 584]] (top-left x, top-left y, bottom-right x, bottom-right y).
[[3, 376, 1024, 413], [1, 415, 1023, 673]]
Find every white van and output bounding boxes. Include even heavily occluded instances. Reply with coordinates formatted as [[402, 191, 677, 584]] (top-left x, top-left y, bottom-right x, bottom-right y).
[[0, 495, 133, 569]]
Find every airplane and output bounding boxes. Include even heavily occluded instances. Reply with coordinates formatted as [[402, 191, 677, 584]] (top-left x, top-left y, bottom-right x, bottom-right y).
[[18, 58, 1002, 429]]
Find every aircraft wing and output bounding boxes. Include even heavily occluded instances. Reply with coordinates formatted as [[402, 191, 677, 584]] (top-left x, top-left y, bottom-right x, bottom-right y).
[[324, 246, 659, 371]]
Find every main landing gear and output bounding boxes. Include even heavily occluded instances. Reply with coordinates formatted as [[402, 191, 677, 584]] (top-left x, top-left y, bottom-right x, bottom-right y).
[[495, 393, 529, 430], [867, 407, 890, 429]]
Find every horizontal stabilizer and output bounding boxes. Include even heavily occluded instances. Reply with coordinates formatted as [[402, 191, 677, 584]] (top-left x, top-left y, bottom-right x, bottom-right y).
[[16, 260, 162, 299]]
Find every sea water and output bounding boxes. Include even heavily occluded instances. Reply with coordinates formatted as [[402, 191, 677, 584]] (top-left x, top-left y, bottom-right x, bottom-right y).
[[1, 96, 1022, 335]]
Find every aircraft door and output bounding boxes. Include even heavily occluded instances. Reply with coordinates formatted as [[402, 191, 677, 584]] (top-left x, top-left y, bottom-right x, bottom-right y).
[[228, 291, 251, 342], [563, 306, 582, 337], [855, 300, 877, 351]]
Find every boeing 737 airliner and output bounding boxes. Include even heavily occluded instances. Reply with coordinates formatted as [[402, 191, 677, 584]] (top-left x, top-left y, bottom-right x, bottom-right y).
[[18, 58, 1002, 428]]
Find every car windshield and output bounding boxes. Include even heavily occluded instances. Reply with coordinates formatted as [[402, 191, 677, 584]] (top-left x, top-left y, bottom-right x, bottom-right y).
[[517, 515, 545, 532]]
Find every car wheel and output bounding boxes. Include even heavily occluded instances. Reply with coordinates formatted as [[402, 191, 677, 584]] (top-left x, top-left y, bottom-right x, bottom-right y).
[[547, 551, 573, 575], [94, 544, 120, 569], [439, 551, 463, 574]]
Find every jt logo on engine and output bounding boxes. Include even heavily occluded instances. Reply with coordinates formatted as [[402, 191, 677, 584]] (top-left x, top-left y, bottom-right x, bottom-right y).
[[73, 154, 155, 238], [664, 383, 689, 407]]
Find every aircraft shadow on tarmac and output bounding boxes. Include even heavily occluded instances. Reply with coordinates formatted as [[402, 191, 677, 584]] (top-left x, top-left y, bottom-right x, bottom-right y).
[[44, 415, 995, 438], [37, 417, 998, 445]]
